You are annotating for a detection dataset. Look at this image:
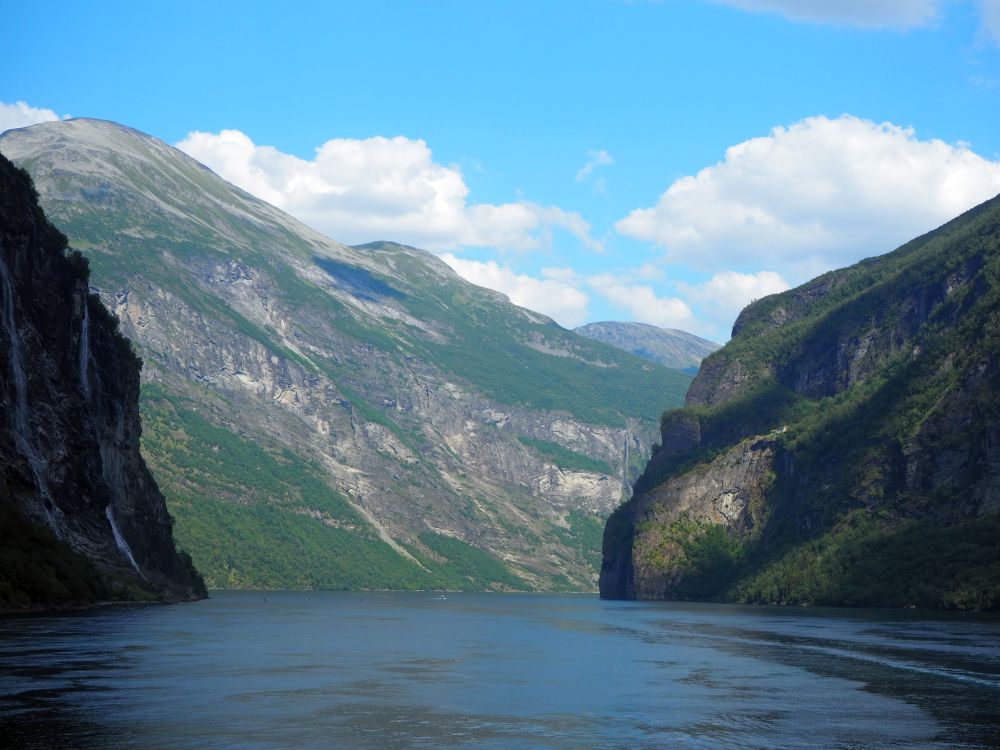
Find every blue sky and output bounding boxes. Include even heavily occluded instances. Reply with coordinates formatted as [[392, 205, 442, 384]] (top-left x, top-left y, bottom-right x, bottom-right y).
[[4, 0, 1000, 341]]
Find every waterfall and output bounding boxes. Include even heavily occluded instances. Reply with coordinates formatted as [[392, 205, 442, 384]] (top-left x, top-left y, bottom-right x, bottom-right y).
[[105, 505, 142, 573], [79, 300, 91, 398], [0, 245, 60, 534]]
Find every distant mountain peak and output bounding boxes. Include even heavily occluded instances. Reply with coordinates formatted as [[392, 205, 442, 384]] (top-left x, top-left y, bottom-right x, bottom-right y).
[[574, 321, 719, 372]]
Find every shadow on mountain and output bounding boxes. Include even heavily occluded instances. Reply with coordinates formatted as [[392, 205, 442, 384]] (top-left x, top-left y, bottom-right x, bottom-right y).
[[313, 257, 405, 301]]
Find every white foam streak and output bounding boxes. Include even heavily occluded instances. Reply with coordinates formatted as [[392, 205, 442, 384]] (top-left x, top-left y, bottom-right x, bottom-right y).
[[79, 301, 91, 398], [105, 504, 141, 573]]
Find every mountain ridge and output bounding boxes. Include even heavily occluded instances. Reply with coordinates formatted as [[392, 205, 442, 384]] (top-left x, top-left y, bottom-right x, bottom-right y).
[[1, 118, 690, 591], [575, 321, 719, 372]]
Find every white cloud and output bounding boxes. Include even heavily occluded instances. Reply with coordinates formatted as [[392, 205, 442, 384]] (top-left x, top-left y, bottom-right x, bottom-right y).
[[588, 274, 694, 330], [713, 0, 1000, 46], [540, 266, 581, 283], [0, 101, 69, 134], [679, 270, 791, 331], [576, 149, 614, 182], [440, 254, 590, 327], [465, 202, 603, 252], [177, 129, 600, 252], [634, 262, 666, 281], [709, 0, 941, 29], [617, 115, 1000, 280]]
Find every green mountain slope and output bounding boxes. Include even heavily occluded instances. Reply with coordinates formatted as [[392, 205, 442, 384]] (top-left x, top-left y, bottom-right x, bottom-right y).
[[601, 192, 1000, 609], [1, 118, 689, 591]]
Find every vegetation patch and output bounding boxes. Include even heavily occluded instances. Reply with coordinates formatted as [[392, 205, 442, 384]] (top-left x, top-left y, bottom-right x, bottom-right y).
[[413, 532, 528, 591], [168, 496, 435, 590], [140, 384, 447, 589], [517, 436, 615, 475], [733, 511, 1000, 610]]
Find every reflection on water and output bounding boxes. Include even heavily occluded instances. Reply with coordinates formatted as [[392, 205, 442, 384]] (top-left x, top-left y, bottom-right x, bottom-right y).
[[1, 592, 998, 749]]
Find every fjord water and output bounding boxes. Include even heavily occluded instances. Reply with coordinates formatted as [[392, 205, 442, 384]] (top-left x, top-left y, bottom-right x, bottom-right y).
[[2, 593, 998, 749]]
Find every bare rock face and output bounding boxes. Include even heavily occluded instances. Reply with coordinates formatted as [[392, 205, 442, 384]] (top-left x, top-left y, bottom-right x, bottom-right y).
[[0, 153, 205, 605], [658, 410, 701, 458], [600, 438, 776, 599]]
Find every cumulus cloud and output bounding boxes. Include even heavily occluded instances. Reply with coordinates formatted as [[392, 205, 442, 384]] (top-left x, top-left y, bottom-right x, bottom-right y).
[[0, 100, 69, 133], [177, 129, 600, 252], [679, 270, 791, 330], [617, 115, 1000, 279], [709, 0, 941, 29], [440, 254, 590, 328], [587, 274, 694, 330]]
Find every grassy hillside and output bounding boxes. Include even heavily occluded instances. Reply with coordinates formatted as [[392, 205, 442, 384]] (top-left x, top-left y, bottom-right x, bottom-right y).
[[141, 383, 536, 591]]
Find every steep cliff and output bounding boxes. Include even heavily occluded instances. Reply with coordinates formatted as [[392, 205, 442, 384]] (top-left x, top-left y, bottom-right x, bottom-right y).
[[0, 154, 205, 609], [1, 119, 689, 591], [601, 192, 1000, 609]]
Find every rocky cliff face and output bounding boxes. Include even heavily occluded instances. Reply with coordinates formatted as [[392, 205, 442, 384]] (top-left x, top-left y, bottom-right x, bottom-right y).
[[1, 119, 689, 591], [0, 153, 204, 607], [601, 193, 1000, 609]]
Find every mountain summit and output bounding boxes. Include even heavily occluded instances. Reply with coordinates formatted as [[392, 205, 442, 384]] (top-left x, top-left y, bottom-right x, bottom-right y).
[[1, 118, 691, 591]]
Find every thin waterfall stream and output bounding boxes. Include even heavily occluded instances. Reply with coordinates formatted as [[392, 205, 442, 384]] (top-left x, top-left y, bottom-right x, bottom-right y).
[[0, 243, 60, 534], [79, 293, 141, 573], [79, 298, 91, 398], [105, 505, 142, 573]]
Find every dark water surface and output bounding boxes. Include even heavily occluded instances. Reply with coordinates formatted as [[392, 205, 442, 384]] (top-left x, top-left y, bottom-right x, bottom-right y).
[[1, 592, 998, 748]]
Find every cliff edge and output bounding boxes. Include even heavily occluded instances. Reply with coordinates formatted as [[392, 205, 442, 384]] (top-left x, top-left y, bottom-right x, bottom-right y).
[[0, 153, 205, 609]]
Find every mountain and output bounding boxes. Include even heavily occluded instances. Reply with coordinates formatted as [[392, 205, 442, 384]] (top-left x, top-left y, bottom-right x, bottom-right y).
[[575, 321, 719, 372], [0, 118, 691, 591], [0, 153, 205, 609], [600, 194, 1000, 610]]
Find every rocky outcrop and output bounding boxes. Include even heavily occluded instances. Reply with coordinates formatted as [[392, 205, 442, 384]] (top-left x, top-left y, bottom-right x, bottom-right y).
[[0, 153, 204, 607], [602, 192, 1000, 609], [600, 438, 776, 599]]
